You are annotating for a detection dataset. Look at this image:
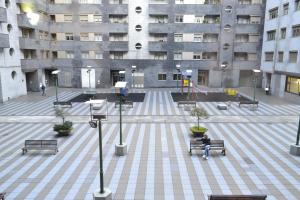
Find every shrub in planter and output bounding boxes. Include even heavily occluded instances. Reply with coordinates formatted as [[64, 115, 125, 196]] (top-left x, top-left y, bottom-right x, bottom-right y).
[[190, 106, 208, 137], [190, 126, 207, 137], [54, 107, 73, 136]]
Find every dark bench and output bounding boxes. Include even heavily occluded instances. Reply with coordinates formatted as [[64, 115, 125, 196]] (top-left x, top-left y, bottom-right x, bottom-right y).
[[208, 194, 267, 200], [22, 140, 58, 155], [115, 100, 133, 108], [0, 192, 6, 200], [53, 101, 72, 108], [238, 100, 259, 108], [190, 139, 226, 156], [177, 101, 196, 108]]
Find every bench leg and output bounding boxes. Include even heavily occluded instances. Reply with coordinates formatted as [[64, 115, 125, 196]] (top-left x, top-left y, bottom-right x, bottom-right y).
[[222, 149, 226, 156]]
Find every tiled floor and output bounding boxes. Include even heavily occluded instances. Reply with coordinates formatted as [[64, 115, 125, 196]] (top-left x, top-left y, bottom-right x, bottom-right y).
[[0, 89, 300, 200]]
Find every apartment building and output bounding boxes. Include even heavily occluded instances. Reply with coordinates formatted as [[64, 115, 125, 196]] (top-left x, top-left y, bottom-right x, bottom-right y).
[[0, 0, 265, 101], [261, 0, 300, 101], [0, 0, 27, 102]]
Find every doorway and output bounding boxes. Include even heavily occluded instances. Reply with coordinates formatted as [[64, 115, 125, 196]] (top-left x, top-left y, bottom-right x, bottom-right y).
[[45, 69, 56, 87], [111, 70, 125, 86], [198, 70, 209, 86]]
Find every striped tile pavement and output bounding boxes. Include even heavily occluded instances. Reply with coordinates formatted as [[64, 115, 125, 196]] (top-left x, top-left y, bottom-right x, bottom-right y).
[[0, 90, 299, 117], [1, 122, 300, 200]]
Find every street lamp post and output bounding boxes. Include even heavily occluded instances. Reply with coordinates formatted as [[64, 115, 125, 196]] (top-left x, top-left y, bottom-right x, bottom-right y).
[[290, 115, 300, 156], [220, 64, 227, 92], [85, 100, 112, 200], [176, 65, 181, 89], [115, 81, 128, 156], [252, 69, 261, 103], [131, 66, 136, 88], [87, 66, 92, 92], [185, 70, 192, 100], [51, 70, 60, 103]]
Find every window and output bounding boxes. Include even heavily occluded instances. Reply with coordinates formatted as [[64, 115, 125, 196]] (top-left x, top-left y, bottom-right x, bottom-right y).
[[173, 74, 182, 80], [286, 76, 300, 94], [94, 33, 102, 41], [265, 52, 274, 61], [158, 73, 167, 81], [80, 14, 88, 22], [193, 53, 202, 60], [267, 30, 276, 41], [283, 3, 289, 15], [94, 15, 102, 22], [80, 33, 89, 41], [82, 51, 89, 59], [281, 28, 286, 39], [195, 16, 204, 23], [65, 33, 74, 40], [174, 52, 182, 60], [64, 14, 72, 22], [135, 7, 142, 13], [296, 0, 300, 11], [174, 33, 183, 42], [66, 51, 74, 58], [135, 25, 142, 31], [292, 25, 300, 37], [153, 52, 167, 60], [194, 33, 203, 42], [111, 52, 124, 59], [278, 52, 284, 62], [95, 53, 103, 59], [175, 15, 183, 23], [175, 0, 184, 4], [289, 51, 298, 63], [135, 43, 142, 49], [269, 8, 278, 19]]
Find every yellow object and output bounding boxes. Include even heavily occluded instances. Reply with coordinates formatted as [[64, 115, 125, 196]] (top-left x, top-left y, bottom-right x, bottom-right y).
[[227, 89, 238, 96], [20, 3, 34, 13], [183, 79, 189, 87]]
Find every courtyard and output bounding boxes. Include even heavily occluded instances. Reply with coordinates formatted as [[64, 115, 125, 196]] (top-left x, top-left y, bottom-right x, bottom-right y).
[[0, 87, 300, 200]]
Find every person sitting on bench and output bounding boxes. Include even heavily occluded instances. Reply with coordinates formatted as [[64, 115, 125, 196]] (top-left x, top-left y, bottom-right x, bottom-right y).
[[200, 134, 211, 160]]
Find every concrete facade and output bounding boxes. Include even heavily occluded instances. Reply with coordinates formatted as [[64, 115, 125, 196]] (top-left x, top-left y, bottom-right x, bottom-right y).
[[0, 0, 27, 102], [261, 0, 300, 101], [0, 0, 266, 101]]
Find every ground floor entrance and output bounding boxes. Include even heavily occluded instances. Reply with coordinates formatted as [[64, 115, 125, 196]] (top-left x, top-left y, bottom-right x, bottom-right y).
[[111, 70, 125, 86], [132, 72, 144, 88], [197, 70, 209, 86]]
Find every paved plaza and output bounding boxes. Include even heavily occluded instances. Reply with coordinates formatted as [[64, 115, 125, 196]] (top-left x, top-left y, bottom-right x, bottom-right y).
[[0, 88, 300, 200]]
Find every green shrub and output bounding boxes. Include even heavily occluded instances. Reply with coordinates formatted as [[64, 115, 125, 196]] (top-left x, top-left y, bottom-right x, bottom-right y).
[[190, 126, 207, 133], [53, 121, 73, 132]]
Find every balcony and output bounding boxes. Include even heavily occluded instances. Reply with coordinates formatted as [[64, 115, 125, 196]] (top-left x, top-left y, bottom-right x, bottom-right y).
[[0, 33, 9, 48], [19, 38, 51, 49], [17, 14, 48, 30], [173, 42, 218, 52], [148, 41, 168, 51], [108, 41, 128, 51], [233, 60, 259, 70], [21, 59, 52, 69], [234, 42, 260, 52], [0, 7, 7, 22], [173, 4, 221, 14]]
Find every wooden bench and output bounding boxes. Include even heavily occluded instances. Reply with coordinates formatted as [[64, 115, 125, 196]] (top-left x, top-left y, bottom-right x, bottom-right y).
[[22, 140, 58, 155], [177, 101, 196, 108], [115, 100, 133, 108], [238, 100, 259, 108], [190, 139, 226, 156], [208, 194, 267, 200], [53, 101, 72, 108], [0, 192, 6, 200]]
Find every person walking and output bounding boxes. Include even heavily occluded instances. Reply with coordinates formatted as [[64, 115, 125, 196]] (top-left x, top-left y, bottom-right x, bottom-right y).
[[41, 84, 46, 96], [200, 134, 211, 160]]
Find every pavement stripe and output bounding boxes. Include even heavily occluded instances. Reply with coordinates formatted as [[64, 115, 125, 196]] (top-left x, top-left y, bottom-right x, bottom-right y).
[[160, 124, 175, 200]]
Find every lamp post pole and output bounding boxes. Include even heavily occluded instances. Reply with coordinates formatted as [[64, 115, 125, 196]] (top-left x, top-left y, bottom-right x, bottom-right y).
[[55, 76, 58, 103], [119, 95, 123, 145], [176, 64, 180, 89], [98, 119, 104, 194], [296, 116, 300, 146], [131, 66, 136, 88], [52, 70, 60, 103], [252, 69, 261, 102]]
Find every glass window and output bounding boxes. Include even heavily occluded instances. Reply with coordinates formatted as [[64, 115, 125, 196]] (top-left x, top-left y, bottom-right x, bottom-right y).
[[292, 25, 300, 37], [175, 15, 183, 23], [65, 33, 73, 40], [94, 33, 102, 41], [80, 33, 89, 41], [174, 52, 182, 60], [265, 52, 274, 61], [267, 30, 276, 41], [174, 33, 183, 42], [80, 14, 88, 22], [281, 28, 286, 39], [95, 53, 103, 59], [278, 52, 284, 62], [82, 51, 89, 59], [269, 8, 278, 19], [295, 0, 300, 11], [194, 33, 203, 42], [289, 51, 298, 63], [173, 74, 182, 80], [158, 73, 167, 81], [64, 14, 72, 22], [286, 76, 300, 94], [283, 3, 289, 15], [94, 15, 102, 22]]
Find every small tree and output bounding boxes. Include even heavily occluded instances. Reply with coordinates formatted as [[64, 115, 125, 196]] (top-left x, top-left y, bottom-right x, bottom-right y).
[[55, 106, 65, 123], [191, 106, 208, 131]]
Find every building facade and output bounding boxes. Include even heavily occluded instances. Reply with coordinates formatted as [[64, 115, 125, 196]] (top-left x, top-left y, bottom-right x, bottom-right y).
[[261, 0, 300, 101], [0, 0, 265, 102]]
